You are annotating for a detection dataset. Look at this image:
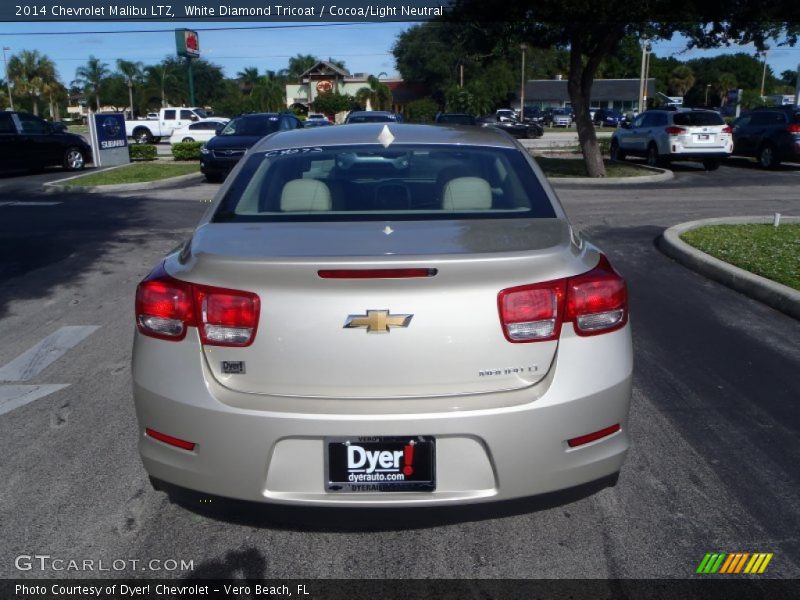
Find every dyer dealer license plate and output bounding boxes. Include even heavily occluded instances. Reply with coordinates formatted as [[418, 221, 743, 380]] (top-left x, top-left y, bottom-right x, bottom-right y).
[[326, 436, 436, 492]]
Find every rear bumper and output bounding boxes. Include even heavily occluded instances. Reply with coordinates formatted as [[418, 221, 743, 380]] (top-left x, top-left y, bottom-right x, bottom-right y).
[[132, 325, 633, 507]]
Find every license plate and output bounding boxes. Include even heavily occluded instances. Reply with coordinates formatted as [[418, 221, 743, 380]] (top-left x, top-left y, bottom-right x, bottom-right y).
[[696, 134, 710, 141], [326, 436, 436, 492]]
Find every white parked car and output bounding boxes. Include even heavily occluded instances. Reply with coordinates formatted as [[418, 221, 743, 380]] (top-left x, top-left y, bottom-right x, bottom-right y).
[[610, 109, 732, 170], [168, 118, 229, 145]]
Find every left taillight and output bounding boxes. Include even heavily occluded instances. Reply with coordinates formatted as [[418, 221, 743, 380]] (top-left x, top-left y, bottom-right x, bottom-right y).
[[135, 262, 260, 347]]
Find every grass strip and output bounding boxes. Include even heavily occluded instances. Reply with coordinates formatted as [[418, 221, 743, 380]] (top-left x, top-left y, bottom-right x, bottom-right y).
[[536, 157, 652, 178], [681, 224, 800, 291], [63, 162, 199, 186]]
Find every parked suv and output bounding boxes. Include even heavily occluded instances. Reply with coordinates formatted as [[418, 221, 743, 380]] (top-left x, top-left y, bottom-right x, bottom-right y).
[[610, 109, 733, 170], [731, 106, 800, 168]]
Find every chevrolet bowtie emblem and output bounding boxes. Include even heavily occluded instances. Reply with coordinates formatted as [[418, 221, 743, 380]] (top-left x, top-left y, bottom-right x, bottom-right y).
[[344, 310, 413, 333]]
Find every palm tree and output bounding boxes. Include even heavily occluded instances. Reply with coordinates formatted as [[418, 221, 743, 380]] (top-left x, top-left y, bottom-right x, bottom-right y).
[[7, 50, 58, 116], [356, 75, 393, 111], [74, 56, 110, 111], [668, 66, 695, 97], [144, 63, 176, 108], [117, 59, 143, 118], [251, 73, 285, 111], [236, 67, 260, 96], [715, 72, 738, 106]]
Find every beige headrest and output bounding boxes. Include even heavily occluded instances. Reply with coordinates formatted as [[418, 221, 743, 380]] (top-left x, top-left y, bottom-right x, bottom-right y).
[[280, 179, 332, 211], [442, 177, 492, 210]]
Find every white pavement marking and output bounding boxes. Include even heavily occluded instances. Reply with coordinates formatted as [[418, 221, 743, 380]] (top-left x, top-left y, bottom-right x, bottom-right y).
[[0, 201, 63, 206], [0, 384, 69, 416], [0, 326, 100, 382]]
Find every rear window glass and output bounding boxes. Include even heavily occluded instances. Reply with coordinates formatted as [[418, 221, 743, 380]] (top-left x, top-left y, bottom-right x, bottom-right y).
[[673, 112, 724, 126], [347, 115, 395, 123], [220, 116, 280, 136], [213, 144, 556, 223]]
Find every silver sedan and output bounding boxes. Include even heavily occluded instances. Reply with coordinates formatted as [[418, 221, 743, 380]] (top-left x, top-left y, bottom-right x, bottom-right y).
[[132, 123, 633, 506]]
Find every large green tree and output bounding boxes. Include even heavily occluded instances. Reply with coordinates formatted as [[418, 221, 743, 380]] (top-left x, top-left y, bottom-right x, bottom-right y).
[[441, 1, 798, 176], [73, 56, 110, 111], [7, 50, 57, 116]]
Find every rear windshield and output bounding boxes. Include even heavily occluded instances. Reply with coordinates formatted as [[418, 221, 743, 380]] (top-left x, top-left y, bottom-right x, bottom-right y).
[[213, 144, 556, 222], [673, 112, 724, 126], [347, 115, 395, 123], [220, 115, 280, 136]]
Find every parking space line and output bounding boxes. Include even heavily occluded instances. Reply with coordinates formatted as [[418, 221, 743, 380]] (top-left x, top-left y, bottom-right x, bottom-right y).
[[0, 384, 69, 416], [0, 326, 100, 382]]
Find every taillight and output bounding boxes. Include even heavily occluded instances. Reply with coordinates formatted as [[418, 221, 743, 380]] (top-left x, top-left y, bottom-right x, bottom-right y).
[[721, 125, 733, 134], [498, 281, 566, 342], [665, 126, 687, 135], [786, 124, 800, 134], [135, 263, 193, 341], [195, 285, 260, 346], [498, 255, 627, 342], [135, 262, 260, 346]]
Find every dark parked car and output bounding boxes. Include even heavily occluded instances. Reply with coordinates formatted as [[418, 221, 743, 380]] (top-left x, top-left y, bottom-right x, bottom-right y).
[[521, 107, 545, 125], [731, 106, 800, 168], [478, 115, 543, 139], [434, 113, 478, 126], [302, 119, 333, 128], [344, 111, 403, 124], [0, 111, 91, 172], [200, 112, 303, 182], [594, 109, 624, 128]]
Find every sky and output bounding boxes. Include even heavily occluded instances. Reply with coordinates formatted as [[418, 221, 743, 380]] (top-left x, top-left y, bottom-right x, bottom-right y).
[[0, 21, 797, 85]]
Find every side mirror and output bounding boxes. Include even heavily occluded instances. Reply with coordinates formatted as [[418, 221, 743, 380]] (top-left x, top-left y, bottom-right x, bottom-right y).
[[50, 122, 67, 134], [214, 125, 224, 134], [191, 115, 199, 122], [619, 122, 630, 129]]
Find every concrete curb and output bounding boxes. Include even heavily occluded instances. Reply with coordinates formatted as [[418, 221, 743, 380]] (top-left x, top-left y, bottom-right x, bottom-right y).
[[658, 216, 800, 320], [43, 168, 203, 193], [548, 164, 674, 185]]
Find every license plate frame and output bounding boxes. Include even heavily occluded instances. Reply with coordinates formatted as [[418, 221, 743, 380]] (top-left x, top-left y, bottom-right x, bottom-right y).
[[325, 436, 436, 493]]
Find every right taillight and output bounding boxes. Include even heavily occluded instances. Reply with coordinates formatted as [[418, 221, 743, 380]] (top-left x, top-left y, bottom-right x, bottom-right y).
[[564, 255, 628, 336], [135, 262, 260, 346], [498, 255, 627, 342]]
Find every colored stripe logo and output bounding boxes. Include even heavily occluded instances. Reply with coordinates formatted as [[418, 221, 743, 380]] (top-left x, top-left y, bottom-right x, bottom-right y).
[[696, 552, 773, 574]]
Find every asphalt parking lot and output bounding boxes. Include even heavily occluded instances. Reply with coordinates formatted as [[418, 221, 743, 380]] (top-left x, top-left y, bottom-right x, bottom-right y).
[[0, 161, 798, 580]]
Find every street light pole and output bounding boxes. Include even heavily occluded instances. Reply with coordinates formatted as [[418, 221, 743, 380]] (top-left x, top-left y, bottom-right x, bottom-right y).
[[760, 51, 768, 97], [638, 38, 648, 113], [519, 43, 527, 118], [2, 47, 13, 110]]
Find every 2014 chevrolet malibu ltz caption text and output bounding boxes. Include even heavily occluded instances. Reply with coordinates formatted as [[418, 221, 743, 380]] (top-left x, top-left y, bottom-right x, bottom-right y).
[[132, 123, 633, 507]]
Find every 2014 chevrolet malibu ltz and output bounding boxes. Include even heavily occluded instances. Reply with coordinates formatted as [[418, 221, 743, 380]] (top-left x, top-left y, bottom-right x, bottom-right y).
[[132, 124, 633, 506]]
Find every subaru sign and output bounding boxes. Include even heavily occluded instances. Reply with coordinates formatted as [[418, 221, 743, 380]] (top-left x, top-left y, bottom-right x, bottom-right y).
[[88, 113, 130, 167]]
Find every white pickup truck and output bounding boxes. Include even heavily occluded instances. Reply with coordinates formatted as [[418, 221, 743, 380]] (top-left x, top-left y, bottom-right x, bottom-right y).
[[126, 107, 208, 144]]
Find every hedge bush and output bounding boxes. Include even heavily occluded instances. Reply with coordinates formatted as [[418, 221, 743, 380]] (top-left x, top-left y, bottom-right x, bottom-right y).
[[172, 141, 204, 161], [129, 144, 157, 161]]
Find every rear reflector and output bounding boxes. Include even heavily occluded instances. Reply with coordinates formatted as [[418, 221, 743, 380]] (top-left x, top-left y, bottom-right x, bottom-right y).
[[498, 254, 627, 342], [786, 124, 800, 134], [145, 428, 196, 451], [318, 268, 437, 279], [567, 424, 621, 448], [135, 262, 260, 347]]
